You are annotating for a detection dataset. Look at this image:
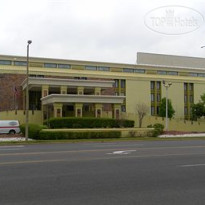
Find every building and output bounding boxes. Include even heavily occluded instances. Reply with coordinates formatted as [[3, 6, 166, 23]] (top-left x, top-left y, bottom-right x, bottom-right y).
[[1, 52, 205, 129]]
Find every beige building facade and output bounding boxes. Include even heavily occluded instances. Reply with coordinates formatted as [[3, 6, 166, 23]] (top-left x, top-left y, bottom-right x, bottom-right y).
[[0, 52, 205, 129]]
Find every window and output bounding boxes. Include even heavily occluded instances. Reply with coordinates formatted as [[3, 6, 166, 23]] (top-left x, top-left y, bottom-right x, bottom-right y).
[[44, 63, 57, 68], [157, 70, 167, 75], [156, 81, 161, 90], [157, 106, 160, 115], [98, 66, 110, 71], [14, 61, 27, 66], [121, 105, 126, 112], [121, 80, 125, 88], [29, 75, 44, 78], [198, 73, 205, 77], [123, 68, 134, 73], [189, 84, 193, 91], [151, 81, 155, 90], [151, 93, 155, 102], [151, 106, 155, 115], [114, 80, 119, 88], [85, 66, 97, 70], [184, 107, 188, 115], [0, 60, 12, 65], [184, 95, 187, 103], [167, 71, 178, 76], [157, 94, 161, 102], [134, 69, 145, 73], [190, 95, 193, 103], [58, 64, 71, 69], [184, 83, 188, 91], [189, 73, 198, 77]]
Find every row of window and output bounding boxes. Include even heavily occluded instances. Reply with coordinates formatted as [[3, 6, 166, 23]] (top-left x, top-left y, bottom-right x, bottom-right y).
[[157, 70, 178, 75], [151, 93, 161, 102], [184, 83, 193, 91], [1, 59, 205, 77], [123, 68, 145, 73], [151, 81, 161, 90], [2, 59, 205, 78], [114, 79, 126, 88]]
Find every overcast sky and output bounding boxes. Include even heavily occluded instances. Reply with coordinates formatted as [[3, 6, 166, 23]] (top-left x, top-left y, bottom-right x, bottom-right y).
[[1, 0, 205, 64]]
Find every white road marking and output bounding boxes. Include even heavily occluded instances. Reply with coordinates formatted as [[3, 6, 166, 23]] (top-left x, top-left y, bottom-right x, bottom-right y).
[[0, 146, 24, 148], [0, 145, 25, 151], [180, 163, 205, 167], [107, 150, 136, 155]]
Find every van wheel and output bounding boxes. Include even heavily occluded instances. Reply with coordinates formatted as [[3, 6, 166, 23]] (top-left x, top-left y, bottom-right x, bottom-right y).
[[9, 130, 16, 135]]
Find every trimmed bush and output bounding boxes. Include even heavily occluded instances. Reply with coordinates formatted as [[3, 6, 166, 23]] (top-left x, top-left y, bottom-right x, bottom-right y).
[[38, 131, 121, 140], [147, 123, 164, 137], [20, 124, 46, 139], [45, 117, 134, 129]]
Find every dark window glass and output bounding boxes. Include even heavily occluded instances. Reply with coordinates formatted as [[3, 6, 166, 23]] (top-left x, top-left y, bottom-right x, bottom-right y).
[[85, 66, 97, 70], [44, 63, 57, 68], [14, 61, 27, 66], [157, 81, 161, 90], [151, 81, 155, 90], [189, 84, 193, 91], [98, 66, 110, 71], [134, 69, 145, 73], [184, 107, 188, 115], [157, 106, 160, 115], [58, 64, 71, 69], [121, 105, 126, 112], [184, 83, 188, 91], [0, 60, 12, 65], [167, 71, 178, 75], [151, 93, 155, 102], [157, 94, 161, 102], [157, 70, 167, 75], [121, 80, 125, 88], [151, 106, 155, 115], [114, 80, 119, 88], [123, 68, 134, 73], [184, 95, 187, 103], [190, 95, 193, 103], [198, 73, 205, 77], [189, 73, 198, 77]]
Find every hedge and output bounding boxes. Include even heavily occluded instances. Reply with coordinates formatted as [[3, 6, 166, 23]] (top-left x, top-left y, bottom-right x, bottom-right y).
[[147, 123, 164, 137], [37, 131, 121, 140], [19, 124, 46, 139], [45, 117, 134, 129]]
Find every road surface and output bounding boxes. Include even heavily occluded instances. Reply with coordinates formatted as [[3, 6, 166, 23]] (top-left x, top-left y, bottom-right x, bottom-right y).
[[1, 140, 205, 204]]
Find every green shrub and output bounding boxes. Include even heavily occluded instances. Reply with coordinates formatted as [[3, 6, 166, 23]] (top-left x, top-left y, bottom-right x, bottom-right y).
[[20, 124, 46, 139], [38, 131, 121, 140], [147, 123, 164, 137], [45, 117, 134, 129]]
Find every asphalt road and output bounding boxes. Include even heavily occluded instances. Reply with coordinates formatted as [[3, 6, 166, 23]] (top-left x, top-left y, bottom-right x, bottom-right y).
[[1, 140, 205, 205]]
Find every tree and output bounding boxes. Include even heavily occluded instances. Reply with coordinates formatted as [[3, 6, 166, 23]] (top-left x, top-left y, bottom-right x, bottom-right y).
[[136, 103, 149, 128], [159, 97, 175, 118], [200, 93, 205, 104], [191, 102, 205, 120]]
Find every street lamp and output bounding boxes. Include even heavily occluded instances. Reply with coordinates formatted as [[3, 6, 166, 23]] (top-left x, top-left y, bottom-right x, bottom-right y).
[[163, 80, 172, 131], [201, 46, 205, 48], [25, 40, 32, 141]]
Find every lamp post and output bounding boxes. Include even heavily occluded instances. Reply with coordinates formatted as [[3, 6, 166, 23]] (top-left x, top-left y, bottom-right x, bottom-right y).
[[25, 40, 32, 141], [163, 80, 172, 131]]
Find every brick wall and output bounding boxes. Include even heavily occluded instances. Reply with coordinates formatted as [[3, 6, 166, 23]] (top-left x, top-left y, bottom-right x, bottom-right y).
[[0, 74, 25, 111]]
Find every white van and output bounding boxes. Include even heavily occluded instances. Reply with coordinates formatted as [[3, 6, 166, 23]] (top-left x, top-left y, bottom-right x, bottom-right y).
[[0, 120, 20, 134]]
